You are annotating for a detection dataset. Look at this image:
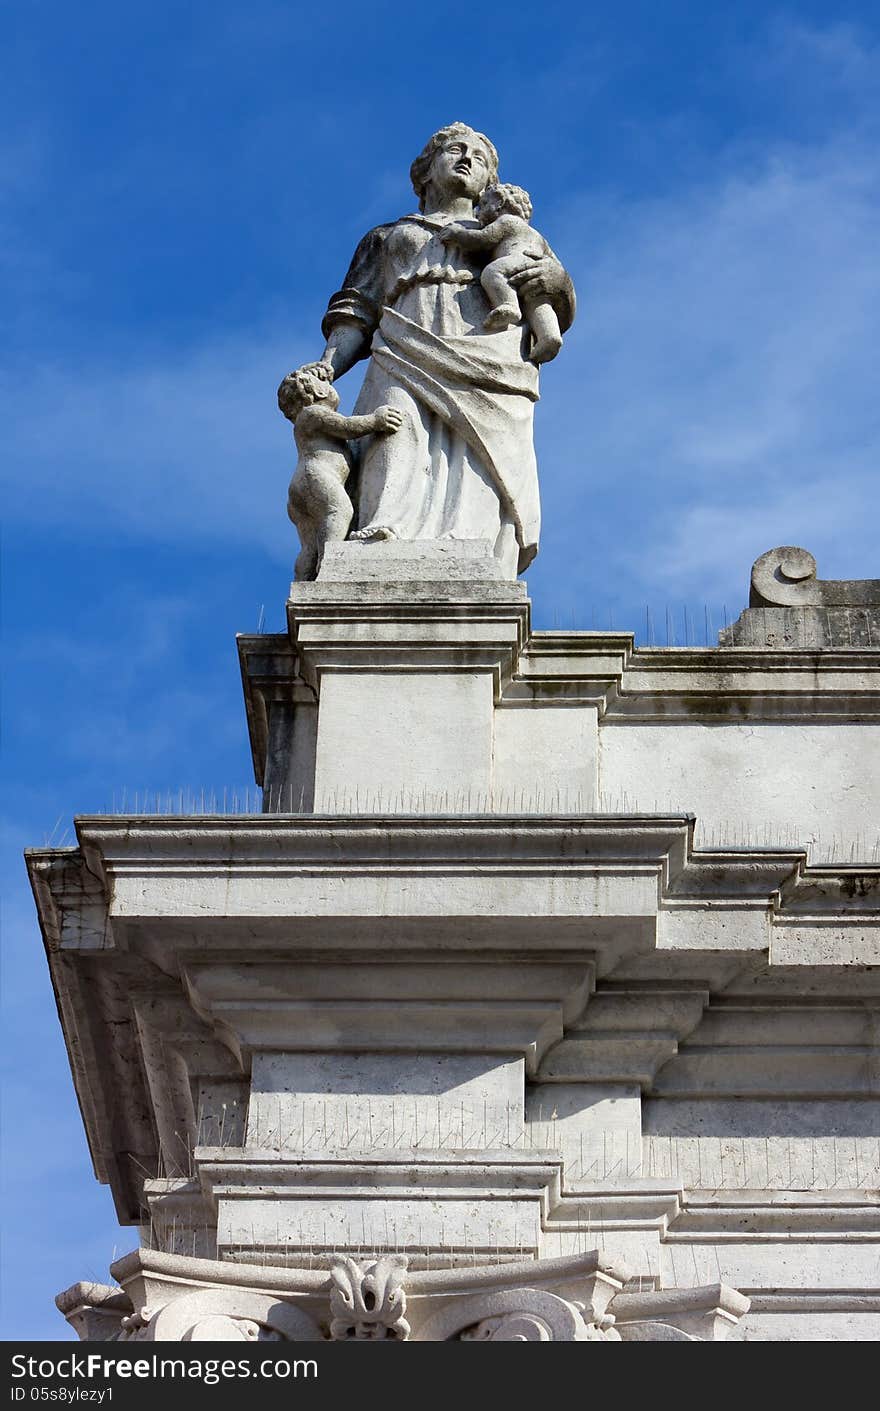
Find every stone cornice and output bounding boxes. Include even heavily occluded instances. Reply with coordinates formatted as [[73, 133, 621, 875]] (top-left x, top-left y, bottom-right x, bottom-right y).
[[108, 1245, 626, 1299], [25, 819, 879, 1226], [517, 636, 880, 721], [236, 635, 307, 787], [27, 816, 880, 954], [669, 1194, 880, 1239], [238, 632, 880, 786], [286, 596, 531, 703], [195, 1149, 564, 1214]]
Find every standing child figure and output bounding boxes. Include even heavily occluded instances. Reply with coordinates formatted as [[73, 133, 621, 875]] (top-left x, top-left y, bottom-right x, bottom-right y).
[[277, 363, 403, 581], [439, 182, 563, 364]]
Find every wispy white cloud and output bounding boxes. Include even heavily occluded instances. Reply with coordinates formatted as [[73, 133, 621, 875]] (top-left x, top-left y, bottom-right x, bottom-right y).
[[3, 21, 878, 616], [534, 24, 880, 603], [748, 16, 880, 101], [646, 476, 872, 600], [2, 328, 315, 558]]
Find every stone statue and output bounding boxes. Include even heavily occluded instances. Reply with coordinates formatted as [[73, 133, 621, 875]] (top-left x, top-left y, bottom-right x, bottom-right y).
[[279, 121, 575, 580], [278, 363, 403, 582]]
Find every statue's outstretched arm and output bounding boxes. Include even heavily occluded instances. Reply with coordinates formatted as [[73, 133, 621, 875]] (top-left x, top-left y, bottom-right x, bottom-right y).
[[318, 226, 389, 376], [318, 321, 372, 380]]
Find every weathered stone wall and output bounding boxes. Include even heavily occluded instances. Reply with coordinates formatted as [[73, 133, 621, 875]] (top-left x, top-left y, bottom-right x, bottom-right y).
[[29, 545, 880, 1341]]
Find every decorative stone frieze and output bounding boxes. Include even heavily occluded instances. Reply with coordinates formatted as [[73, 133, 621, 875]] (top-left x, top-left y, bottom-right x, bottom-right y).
[[57, 1250, 748, 1343]]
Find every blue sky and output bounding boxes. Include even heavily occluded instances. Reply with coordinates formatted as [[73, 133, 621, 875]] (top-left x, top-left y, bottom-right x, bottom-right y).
[[2, 1, 879, 1338]]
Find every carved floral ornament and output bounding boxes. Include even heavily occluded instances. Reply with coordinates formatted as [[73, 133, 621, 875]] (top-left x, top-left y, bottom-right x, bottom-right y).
[[328, 1256, 410, 1341], [65, 1256, 729, 1342]]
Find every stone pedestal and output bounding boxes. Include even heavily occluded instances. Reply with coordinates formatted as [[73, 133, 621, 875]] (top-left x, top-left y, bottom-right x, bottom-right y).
[[287, 541, 529, 810]]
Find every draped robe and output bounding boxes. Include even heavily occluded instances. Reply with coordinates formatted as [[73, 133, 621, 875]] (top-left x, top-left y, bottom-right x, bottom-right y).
[[322, 214, 575, 575]]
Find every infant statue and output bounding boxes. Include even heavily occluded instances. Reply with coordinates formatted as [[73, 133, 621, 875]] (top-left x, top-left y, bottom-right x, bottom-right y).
[[277, 363, 403, 581], [439, 182, 563, 364]]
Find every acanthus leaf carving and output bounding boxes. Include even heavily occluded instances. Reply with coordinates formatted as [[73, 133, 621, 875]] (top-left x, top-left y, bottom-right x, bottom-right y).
[[328, 1255, 410, 1341]]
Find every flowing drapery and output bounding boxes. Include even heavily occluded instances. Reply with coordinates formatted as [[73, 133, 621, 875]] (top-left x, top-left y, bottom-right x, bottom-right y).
[[323, 216, 573, 574]]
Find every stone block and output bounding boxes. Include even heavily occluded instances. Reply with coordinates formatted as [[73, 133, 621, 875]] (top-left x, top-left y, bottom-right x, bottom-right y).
[[316, 540, 510, 583], [247, 1053, 524, 1151], [314, 669, 495, 805]]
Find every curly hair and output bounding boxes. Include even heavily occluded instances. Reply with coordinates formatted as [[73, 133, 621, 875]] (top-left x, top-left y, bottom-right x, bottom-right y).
[[410, 122, 499, 212], [477, 182, 533, 224], [277, 366, 333, 423]]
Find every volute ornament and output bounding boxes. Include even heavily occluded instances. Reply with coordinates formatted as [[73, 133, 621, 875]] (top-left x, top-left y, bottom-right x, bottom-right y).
[[414, 1287, 598, 1342]]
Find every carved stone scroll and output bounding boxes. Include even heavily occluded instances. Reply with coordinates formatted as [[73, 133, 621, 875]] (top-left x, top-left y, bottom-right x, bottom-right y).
[[719, 545, 880, 647], [615, 1321, 698, 1341], [413, 1288, 596, 1342], [749, 546, 880, 609], [148, 1288, 323, 1342], [60, 1250, 753, 1343]]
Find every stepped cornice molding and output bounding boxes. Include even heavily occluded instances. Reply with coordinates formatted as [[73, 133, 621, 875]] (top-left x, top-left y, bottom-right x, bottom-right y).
[[669, 1194, 880, 1240], [26, 816, 879, 1225], [29, 813, 879, 937], [286, 588, 531, 703], [239, 633, 880, 781]]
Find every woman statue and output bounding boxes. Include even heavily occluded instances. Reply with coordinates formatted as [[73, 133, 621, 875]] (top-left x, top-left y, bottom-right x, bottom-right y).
[[283, 122, 575, 578]]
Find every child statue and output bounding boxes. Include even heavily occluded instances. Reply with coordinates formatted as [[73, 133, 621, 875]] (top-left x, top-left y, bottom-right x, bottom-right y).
[[439, 182, 563, 364], [277, 363, 403, 581]]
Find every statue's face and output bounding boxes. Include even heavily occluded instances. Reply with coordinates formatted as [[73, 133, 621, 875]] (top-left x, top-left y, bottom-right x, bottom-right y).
[[428, 131, 493, 202], [476, 188, 503, 224]]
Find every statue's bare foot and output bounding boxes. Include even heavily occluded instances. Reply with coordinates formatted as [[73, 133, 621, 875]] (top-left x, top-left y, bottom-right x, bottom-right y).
[[349, 525, 397, 543], [484, 304, 520, 331], [530, 333, 562, 364]]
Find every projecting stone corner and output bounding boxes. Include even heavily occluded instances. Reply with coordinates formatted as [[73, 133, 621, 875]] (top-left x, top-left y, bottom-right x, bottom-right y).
[[536, 984, 710, 1088], [26, 813, 880, 1237], [54, 1283, 135, 1343]]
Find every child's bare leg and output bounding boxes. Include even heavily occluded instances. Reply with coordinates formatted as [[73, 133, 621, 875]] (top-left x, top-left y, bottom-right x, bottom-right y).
[[304, 474, 355, 574], [321, 478, 355, 545], [293, 515, 319, 582], [480, 256, 523, 331], [523, 297, 562, 364]]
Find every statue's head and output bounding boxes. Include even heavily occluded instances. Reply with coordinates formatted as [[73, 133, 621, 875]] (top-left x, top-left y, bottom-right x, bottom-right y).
[[277, 365, 339, 423], [476, 182, 532, 225], [410, 123, 499, 212]]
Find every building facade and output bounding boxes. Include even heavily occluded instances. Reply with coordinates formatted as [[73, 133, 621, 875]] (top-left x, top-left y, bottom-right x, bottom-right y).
[[28, 542, 880, 1342]]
